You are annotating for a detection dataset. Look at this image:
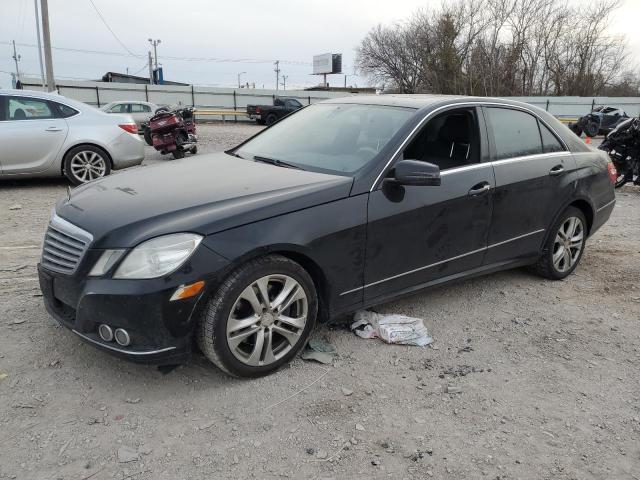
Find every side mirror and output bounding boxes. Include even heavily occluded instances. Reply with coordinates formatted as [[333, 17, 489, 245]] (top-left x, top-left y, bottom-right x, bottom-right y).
[[391, 159, 441, 186]]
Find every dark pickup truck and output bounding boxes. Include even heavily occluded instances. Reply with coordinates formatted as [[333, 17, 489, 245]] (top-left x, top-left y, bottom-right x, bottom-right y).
[[246, 97, 303, 125]]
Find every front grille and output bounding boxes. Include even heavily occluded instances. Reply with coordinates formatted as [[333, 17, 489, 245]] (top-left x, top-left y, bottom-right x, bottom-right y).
[[41, 213, 93, 275]]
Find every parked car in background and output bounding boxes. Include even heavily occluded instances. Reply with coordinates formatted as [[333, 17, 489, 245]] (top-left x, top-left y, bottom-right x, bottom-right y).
[[101, 101, 160, 130], [570, 105, 629, 137], [247, 97, 303, 125], [38, 95, 615, 377], [0, 89, 144, 185]]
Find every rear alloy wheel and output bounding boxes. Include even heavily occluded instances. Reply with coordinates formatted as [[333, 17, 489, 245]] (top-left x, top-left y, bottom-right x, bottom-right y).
[[63, 145, 111, 185], [534, 207, 587, 280], [197, 255, 317, 377]]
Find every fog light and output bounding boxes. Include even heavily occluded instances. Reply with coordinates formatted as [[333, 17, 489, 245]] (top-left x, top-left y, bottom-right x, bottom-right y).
[[98, 324, 113, 342], [114, 328, 131, 346], [170, 280, 205, 301]]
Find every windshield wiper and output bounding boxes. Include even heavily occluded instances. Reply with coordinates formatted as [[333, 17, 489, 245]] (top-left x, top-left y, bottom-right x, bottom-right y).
[[253, 155, 304, 170]]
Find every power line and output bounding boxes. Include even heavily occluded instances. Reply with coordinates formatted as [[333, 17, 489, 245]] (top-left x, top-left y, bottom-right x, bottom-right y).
[[0, 41, 313, 66], [87, 0, 141, 57]]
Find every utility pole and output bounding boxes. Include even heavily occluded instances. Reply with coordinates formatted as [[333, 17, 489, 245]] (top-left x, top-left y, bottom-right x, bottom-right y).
[[281, 75, 288, 91], [34, 0, 46, 87], [237, 71, 246, 88], [148, 39, 161, 70], [40, 0, 55, 91], [274, 60, 280, 91], [148, 51, 154, 84], [11, 41, 21, 81]]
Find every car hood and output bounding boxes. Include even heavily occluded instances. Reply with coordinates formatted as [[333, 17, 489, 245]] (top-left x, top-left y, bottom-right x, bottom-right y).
[[56, 152, 353, 248]]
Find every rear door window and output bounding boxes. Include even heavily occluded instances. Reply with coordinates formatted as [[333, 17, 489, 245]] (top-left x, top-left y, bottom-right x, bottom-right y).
[[131, 103, 150, 113], [486, 107, 543, 160], [53, 102, 79, 118], [538, 122, 564, 153], [108, 104, 128, 113], [7, 96, 55, 120]]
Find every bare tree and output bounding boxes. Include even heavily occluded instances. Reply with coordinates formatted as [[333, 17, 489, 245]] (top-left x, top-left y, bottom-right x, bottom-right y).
[[356, 0, 637, 97]]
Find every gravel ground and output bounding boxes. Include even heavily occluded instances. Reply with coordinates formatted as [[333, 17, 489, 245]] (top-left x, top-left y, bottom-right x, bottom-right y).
[[1, 124, 639, 480]]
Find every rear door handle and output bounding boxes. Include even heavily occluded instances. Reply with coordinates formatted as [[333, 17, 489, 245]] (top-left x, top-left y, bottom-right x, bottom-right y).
[[468, 182, 491, 196], [45, 127, 63, 132], [549, 165, 565, 176]]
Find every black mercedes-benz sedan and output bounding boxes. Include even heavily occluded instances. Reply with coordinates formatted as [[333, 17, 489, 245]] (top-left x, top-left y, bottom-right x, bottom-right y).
[[38, 95, 617, 377]]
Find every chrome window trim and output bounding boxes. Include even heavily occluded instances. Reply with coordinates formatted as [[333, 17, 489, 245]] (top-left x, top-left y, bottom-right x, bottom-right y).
[[370, 101, 570, 191], [0, 93, 81, 121], [339, 228, 545, 296]]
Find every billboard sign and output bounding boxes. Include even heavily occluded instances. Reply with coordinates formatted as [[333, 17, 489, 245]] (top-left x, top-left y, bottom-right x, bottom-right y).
[[313, 53, 342, 75]]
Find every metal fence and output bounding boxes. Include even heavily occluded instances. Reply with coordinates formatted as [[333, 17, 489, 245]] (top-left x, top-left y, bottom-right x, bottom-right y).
[[19, 79, 640, 121], [19, 79, 353, 121]]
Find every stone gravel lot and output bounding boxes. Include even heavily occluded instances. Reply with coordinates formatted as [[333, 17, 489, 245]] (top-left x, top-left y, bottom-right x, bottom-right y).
[[0, 124, 639, 480]]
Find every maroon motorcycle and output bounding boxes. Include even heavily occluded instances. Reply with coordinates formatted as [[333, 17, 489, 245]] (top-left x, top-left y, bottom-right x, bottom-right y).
[[144, 107, 197, 159]]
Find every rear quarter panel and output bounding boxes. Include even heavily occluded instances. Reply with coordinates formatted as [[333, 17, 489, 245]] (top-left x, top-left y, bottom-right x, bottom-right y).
[[572, 149, 616, 234]]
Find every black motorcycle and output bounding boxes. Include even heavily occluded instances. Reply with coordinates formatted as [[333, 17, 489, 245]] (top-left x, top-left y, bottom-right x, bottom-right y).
[[598, 116, 640, 188]]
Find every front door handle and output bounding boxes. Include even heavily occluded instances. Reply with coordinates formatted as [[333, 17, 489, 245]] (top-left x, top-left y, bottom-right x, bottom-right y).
[[468, 182, 491, 196], [45, 127, 63, 132], [549, 165, 565, 176]]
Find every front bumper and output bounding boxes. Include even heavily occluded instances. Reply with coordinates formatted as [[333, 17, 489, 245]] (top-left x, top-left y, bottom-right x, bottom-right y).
[[37, 245, 230, 364]]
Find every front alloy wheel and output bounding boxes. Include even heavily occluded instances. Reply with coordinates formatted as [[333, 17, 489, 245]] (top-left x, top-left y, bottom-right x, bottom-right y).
[[198, 255, 317, 377], [227, 275, 308, 366]]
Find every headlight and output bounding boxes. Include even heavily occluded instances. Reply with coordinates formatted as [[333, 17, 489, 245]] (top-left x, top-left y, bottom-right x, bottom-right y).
[[113, 233, 203, 279], [89, 249, 125, 276]]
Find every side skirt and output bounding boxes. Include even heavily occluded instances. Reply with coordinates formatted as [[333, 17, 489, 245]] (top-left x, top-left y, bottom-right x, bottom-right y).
[[329, 257, 537, 320]]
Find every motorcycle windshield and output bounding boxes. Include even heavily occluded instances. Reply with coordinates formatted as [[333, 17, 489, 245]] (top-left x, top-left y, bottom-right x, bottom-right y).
[[608, 117, 634, 137]]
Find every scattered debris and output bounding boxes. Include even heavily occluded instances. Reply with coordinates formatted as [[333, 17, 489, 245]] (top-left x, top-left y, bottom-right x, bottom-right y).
[[315, 449, 328, 460], [307, 338, 336, 353], [301, 350, 334, 365], [341, 387, 353, 396], [125, 398, 141, 404], [350, 310, 433, 346], [117, 446, 139, 463], [8, 204, 22, 210], [7, 319, 26, 325], [0, 264, 28, 273], [445, 384, 463, 394], [302, 337, 337, 364], [306, 447, 315, 455], [355, 423, 365, 431], [0, 373, 7, 382], [58, 439, 72, 456], [458, 345, 474, 353]]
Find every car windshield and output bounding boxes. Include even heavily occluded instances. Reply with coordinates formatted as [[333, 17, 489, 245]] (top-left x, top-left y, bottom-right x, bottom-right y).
[[234, 103, 415, 175]]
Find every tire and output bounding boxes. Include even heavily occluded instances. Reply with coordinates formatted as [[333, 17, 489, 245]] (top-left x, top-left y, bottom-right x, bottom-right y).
[[197, 255, 318, 378], [190, 146, 198, 155], [569, 123, 583, 137], [172, 149, 185, 159], [534, 206, 587, 280], [63, 145, 111, 186], [143, 127, 153, 146], [584, 121, 599, 138], [265, 113, 278, 126]]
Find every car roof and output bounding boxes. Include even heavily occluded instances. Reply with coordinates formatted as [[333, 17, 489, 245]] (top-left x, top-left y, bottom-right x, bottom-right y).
[[319, 94, 545, 110]]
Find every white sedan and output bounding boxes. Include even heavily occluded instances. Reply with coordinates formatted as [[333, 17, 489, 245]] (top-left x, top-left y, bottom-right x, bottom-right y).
[[0, 89, 144, 185]]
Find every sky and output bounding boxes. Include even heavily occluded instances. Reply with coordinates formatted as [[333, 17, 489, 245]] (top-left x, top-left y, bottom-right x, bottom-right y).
[[1, 0, 639, 91]]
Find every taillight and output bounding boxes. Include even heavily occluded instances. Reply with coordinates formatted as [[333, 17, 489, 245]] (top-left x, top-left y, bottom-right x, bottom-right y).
[[256, 107, 262, 114], [607, 161, 617, 184], [119, 123, 138, 134]]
